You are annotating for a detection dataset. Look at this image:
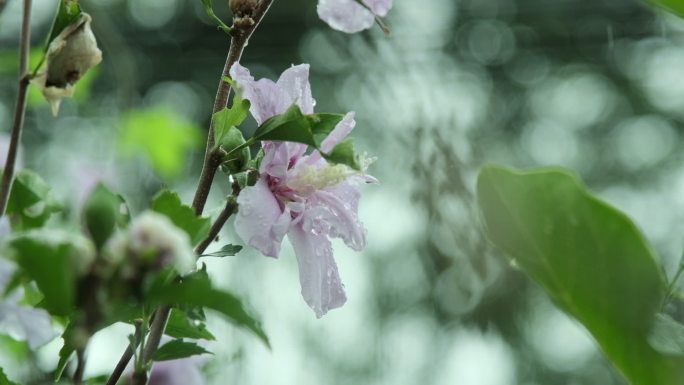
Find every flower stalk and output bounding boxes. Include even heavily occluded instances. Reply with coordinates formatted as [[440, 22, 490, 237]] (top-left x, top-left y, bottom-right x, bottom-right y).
[[0, 0, 33, 216]]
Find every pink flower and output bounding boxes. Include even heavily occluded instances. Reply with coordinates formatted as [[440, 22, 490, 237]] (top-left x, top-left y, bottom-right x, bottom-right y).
[[317, 0, 393, 33], [229, 63, 374, 317]]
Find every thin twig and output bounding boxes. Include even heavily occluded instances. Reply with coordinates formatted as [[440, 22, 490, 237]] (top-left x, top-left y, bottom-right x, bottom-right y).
[[192, 0, 275, 215], [74, 349, 86, 385], [0, 0, 32, 215], [195, 195, 239, 255]]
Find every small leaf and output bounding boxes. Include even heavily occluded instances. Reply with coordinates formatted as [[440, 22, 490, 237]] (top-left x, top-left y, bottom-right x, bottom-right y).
[[152, 339, 212, 362], [213, 99, 250, 148], [10, 236, 76, 317], [147, 270, 268, 346], [83, 183, 122, 250], [252, 104, 316, 146], [200, 244, 242, 258], [0, 367, 20, 385], [151, 190, 211, 246], [165, 309, 216, 341], [322, 138, 361, 170], [200, 0, 231, 33], [649, 314, 684, 356], [307, 113, 344, 145], [54, 323, 78, 381], [6, 170, 62, 230], [648, 0, 684, 17]]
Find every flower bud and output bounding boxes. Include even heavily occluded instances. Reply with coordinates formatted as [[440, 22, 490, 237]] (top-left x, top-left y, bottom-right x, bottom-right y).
[[219, 127, 251, 174], [34, 14, 102, 116], [229, 0, 258, 17]]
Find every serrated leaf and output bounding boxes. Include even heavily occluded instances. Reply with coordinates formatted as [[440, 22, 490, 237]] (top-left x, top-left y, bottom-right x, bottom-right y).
[[6, 170, 62, 230], [477, 165, 684, 385], [322, 138, 361, 170], [10, 236, 76, 317], [151, 190, 211, 246], [165, 309, 216, 341], [152, 339, 212, 362], [200, 244, 242, 258], [147, 270, 268, 346], [0, 367, 20, 385], [54, 323, 77, 381]]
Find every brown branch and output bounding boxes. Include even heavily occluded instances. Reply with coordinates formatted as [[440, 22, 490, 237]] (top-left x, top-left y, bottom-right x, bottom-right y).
[[0, 0, 32, 215], [192, 0, 275, 215]]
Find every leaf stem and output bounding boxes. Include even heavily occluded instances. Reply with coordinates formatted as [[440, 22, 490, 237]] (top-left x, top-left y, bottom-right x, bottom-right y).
[[192, 0, 275, 215], [73, 349, 86, 385], [0, 0, 32, 216]]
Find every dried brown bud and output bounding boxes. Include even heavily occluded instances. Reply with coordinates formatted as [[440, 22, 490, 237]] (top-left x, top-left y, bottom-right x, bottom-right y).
[[229, 0, 258, 17], [34, 14, 102, 116]]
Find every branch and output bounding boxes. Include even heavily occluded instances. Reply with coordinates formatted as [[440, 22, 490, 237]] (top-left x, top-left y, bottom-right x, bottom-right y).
[[192, 0, 275, 215], [0, 0, 32, 215]]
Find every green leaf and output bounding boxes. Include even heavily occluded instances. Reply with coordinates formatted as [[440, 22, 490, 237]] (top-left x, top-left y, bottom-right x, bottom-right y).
[[322, 138, 361, 170], [648, 0, 684, 17], [307, 113, 344, 145], [151, 190, 211, 246], [0, 367, 19, 385], [147, 270, 268, 346], [200, 0, 231, 33], [213, 99, 250, 148], [120, 108, 202, 179], [6, 170, 62, 230], [165, 309, 216, 341], [54, 323, 78, 381], [476, 165, 684, 385], [200, 244, 242, 258], [648, 314, 684, 356], [153, 339, 212, 362], [83, 183, 123, 250], [252, 104, 316, 146], [10, 236, 76, 317]]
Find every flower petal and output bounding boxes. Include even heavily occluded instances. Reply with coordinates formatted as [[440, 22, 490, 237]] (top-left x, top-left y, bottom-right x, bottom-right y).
[[0, 301, 58, 349], [149, 358, 205, 385], [0, 258, 16, 290], [362, 0, 393, 17], [320, 112, 356, 153], [315, 188, 367, 251], [260, 141, 308, 179], [235, 178, 291, 257], [276, 64, 315, 114], [229, 63, 291, 124], [317, 0, 375, 33], [288, 224, 346, 318]]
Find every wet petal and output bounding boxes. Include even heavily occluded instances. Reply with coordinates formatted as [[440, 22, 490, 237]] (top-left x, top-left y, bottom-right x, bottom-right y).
[[229, 63, 291, 124], [320, 112, 356, 153], [315, 188, 367, 251], [276, 64, 315, 114], [288, 224, 346, 318], [362, 0, 393, 17], [260, 141, 308, 179], [317, 0, 375, 33], [235, 178, 291, 257]]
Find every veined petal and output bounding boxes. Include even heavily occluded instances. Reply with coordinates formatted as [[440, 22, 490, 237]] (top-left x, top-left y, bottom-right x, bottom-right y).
[[288, 224, 346, 318], [229, 63, 291, 124], [315, 188, 367, 251], [235, 178, 291, 258], [320, 112, 356, 153], [260, 141, 308, 179], [276, 64, 315, 115], [317, 0, 375, 33], [362, 0, 393, 17]]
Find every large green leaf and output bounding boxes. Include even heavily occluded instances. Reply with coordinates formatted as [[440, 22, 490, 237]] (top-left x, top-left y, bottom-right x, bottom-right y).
[[151, 190, 211, 246], [476, 165, 684, 385], [147, 270, 268, 346], [649, 0, 684, 17], [165, 309, 216, 341]]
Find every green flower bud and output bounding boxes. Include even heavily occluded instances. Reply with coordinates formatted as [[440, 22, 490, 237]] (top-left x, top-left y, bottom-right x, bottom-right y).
[[219, 127, 251, 174]]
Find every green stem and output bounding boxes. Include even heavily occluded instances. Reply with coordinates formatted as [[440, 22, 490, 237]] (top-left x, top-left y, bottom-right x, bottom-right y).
[[0, 0, 32, 216]]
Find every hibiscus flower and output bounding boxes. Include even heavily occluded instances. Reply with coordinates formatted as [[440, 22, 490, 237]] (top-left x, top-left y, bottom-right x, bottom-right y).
[[229, 62, 375, 317]]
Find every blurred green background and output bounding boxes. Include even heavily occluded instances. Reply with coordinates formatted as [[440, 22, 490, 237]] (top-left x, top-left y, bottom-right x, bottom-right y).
[[2, 0, 684, 384]]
